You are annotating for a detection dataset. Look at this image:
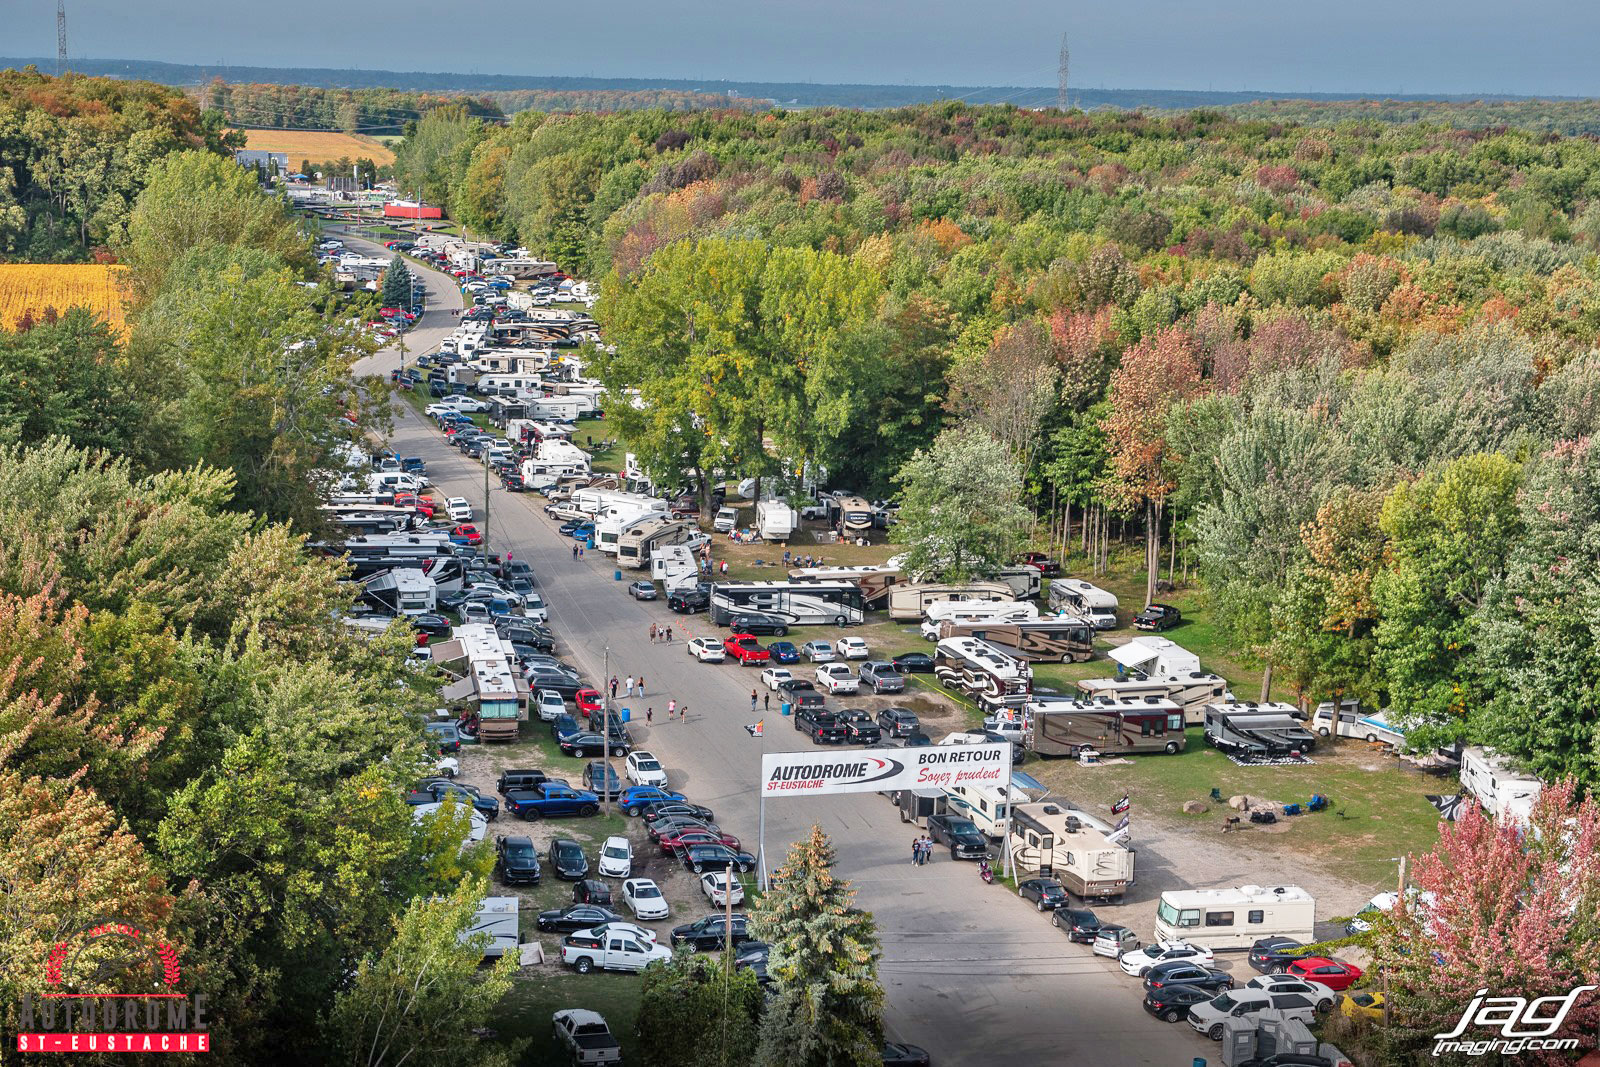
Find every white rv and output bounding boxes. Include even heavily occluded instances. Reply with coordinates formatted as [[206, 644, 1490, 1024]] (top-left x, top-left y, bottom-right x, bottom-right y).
[[650, 544, 701, 594], [525, 396, 584, 422], [1047, 579, 1120, 629], [920, 599, 1039, 640], [1076, 674, 1233, 726], [595, 501, 670, 555], [756, 499, 799, 542], [1109, 635, 1203, 681], [1153, 885, 1316, 949], [462, 896, 520, 958], [1312, 702, 1407, 748], [887, 582, 1013, 621], [1009, 800, 1134, 901], [1460, 747, 1544, 826]]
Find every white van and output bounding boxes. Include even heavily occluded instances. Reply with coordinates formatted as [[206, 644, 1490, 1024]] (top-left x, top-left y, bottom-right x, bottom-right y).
[[1153, 885, 1316, 949], [1312, 702, 1407, 748]]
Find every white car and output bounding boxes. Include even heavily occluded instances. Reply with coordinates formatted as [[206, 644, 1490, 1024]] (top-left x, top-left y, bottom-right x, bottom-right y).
[[1245, 974, 1336, 1009], [700, 871, 744, 908], [597, 836, 633, 879], [1187, 988, 1321, 1040], [535, 689, 566, 721], [1118, 939, 1215, 977], [688, 637, 726, 663], [447, 397, 488, 413], [816, 663, 859, 694], [425, 402, 463, 417], [800, 641, 835, 663], [760, 667, 794, 691], [625, 751, 668, 787], [521, 592, 548, 624], [835, 637, 869, 660], [446, 497, 474, 522], [622, 878, 670, 920]]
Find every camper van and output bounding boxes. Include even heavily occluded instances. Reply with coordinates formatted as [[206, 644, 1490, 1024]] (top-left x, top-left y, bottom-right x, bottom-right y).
[[920, 600, 1040, 640], [1009, 800, 1134, 901], [1460, 747, 1545, 826], [1047, 579, 1120, 629], [1153, 885, 1317, 949], [463, 896, 521, 958], [1076, 674, 1233, 727], [937, 617, 1095, 663], [1312, 701, 1407, 748], [1026, 696, 1187, 756], [756, 499, 799, 542], [1203, 703, 1317, 759], [933, 637, 1033, 712], [887, 582, 1013, 621]]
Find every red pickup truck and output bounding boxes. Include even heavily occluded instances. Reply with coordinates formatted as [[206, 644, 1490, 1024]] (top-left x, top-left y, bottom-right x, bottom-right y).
[[725, 633, 771, 666]]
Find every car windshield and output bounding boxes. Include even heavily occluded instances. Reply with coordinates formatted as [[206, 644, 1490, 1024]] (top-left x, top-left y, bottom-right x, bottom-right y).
[[604, 845, 629, 859], [1212, 994, 1237, 1011], [505, 843, 533, 858], [633, 884, 661, 898], [556, 844, 581, 859], [948, 818, 980, 834], [636, 759, 661, 771]]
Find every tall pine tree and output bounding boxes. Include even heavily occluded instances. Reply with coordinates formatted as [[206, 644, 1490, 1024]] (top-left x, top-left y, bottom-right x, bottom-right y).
[[381, 256, 413, 310]]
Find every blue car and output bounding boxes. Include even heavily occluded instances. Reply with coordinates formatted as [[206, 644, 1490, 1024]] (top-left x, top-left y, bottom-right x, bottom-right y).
[[401, 457, 426, 474], [766, 641, 800, 664], [570, 524, 594, 542], [619, 786, 686, 816]]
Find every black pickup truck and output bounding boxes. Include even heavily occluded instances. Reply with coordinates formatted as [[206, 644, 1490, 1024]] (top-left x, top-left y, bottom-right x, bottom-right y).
[[794, 706, 846, 745]]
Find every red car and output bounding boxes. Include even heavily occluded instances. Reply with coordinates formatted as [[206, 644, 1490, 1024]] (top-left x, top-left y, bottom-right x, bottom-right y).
[[394, 493, 435, 518], [657, 828, 742, 854], [451, 524, 483, 545], [725, 634, 771, 666], [576, 688, 603, 717], [1285, 958, 1363, 991]]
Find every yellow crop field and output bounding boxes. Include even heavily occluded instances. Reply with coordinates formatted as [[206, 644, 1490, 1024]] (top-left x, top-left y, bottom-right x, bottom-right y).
[[0, 264, 129, 337], [238, 129, 396, 166]]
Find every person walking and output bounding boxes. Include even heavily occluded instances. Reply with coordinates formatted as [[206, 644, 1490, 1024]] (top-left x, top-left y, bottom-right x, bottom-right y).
[[665, 626, 673, 642], [764, 692, 771, 712], [646, 707, 653, 725], [637, 675, 645, 696], [625, 676, 634, 699], [750, 689, 758, 713], [649, 623, 658, 642], [609, 676, 619, 700], [911, 837, 920, 866], [922, 836, 935, 864], [571, 543, 579, 560], [668, 698, 677, 721], [678, 704, 688, 723]]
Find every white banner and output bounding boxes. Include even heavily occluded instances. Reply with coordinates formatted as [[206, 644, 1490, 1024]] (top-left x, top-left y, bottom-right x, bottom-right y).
[[760, 743, 1010, 798]]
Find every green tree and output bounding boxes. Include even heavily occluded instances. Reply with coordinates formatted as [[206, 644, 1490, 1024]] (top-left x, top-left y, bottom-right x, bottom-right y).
[[329, 879, 520, 1067], [892, 427, 1030, 581], [381, 255, 413, 309], [751, 826, 883, 1067], [635, 948, 763, 1067], [1472, 439, 1600, 786], [0, 309, 152, 461], [1372, 453, 1522, 749]]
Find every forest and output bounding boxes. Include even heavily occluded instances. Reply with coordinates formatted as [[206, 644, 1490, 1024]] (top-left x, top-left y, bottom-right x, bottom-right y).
[[398, 101, 1600, 783]]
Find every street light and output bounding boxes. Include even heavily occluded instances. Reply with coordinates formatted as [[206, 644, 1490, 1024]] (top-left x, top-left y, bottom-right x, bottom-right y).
[[602, 646, 612, 817]]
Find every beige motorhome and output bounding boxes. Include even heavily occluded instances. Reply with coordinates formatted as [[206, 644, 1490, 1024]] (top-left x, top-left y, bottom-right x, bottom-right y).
[[1009, 800, 1134, 901]]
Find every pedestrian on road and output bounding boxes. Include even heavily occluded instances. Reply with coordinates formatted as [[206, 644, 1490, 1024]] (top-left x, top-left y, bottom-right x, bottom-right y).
[[911, 837, 920, 865], [579, 546, 585, 558], [646, 707, 653, 725], [750, 690, 758, 713], [625, 676, 634, 698], [922, 836, 934, 864], [649, 623, 658, 642], [609, 677, 619, 700], [678, 704, 688, 723], [637, 675, 645, 695], [572, 544, 579, 560], [665, 626, 673, 642], [668, 699, 677, 720], [764, 692, 771, 712]]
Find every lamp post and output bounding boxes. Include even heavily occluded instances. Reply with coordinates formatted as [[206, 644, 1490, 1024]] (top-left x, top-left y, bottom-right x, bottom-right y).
[[602, 646, 612, 817]]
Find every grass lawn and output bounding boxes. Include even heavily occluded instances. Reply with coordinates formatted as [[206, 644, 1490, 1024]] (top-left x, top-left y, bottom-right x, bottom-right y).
[[489, 968, 644, 1065], [1024, 730, 1447, 887], [572, 417, 631, 474]]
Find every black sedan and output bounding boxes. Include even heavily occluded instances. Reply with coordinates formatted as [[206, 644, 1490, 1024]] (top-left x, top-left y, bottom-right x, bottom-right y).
[[558, 732, 628, 758], [727, 612, 789, 636], [683, 844, 755, 874], [647, 816, 719, 843], [409, 614, 453, 639], [1018, 877, 1069, 911], [1143, 960, 1234, 993], [536, 904, 622, 933], [890, 652, 934, 674], [1134, 603, 1183, 631], [881, 1043, 932, 1067], [1142, 984, 1215, 1024], [547, 837, 590, 881], [1053, 907, 1102, 943], [641, 801, 716, 825], [671, 914, 750, 951], [926, 814, 988, 859], [572, 878, 613, 906]]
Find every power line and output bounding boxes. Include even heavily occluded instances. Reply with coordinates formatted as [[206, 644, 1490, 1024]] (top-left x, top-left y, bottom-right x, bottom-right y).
[[1058, 32, 1070, 111]]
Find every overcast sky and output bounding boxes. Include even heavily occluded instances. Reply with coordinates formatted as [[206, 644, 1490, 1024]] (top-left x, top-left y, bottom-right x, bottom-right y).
[[4, 0, 1599, 96]]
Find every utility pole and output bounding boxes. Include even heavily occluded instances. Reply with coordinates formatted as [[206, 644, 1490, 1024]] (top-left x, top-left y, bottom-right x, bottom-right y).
[[482, 446, 491, 558], [1057, 32, 1070, 112], [56, 0, 68, 76], [601, 646, 612, 817]]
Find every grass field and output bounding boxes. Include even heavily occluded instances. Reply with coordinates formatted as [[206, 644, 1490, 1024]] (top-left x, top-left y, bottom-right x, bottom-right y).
[[0, 263, 128, 336], [237, 128, 396, 166]]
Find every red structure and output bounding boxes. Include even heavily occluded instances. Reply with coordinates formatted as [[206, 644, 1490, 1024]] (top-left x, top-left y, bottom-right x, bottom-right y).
[[383, 201, 443, 220]]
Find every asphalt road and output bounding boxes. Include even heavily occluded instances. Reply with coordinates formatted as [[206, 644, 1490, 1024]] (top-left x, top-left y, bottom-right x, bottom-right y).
[[345, 236, 1213, 1065]]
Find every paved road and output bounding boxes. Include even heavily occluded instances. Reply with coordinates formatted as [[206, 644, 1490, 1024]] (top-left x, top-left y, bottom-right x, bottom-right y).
[[345, 237, 1212, 1066]]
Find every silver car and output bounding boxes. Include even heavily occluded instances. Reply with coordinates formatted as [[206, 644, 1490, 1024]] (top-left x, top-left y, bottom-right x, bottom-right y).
[[800, 641, 836, 663]]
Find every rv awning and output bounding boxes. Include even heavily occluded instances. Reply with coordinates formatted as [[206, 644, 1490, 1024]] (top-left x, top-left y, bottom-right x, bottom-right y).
[[1011, 771, 1046, 792], [441, 676, 476, 702], [430, 639, 467, 663]]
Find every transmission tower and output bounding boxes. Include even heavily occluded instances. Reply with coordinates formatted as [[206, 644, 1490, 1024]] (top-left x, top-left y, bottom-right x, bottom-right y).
[[56, 0, 68, 76], [1057, 32, 1069, 111]]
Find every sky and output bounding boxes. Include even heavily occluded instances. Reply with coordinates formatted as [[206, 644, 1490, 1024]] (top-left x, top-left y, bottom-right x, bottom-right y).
[[4, 0, 1600, 96]]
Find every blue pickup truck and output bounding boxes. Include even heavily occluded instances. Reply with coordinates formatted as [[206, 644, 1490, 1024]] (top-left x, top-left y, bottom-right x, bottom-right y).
[[505, 782, 601, 820]]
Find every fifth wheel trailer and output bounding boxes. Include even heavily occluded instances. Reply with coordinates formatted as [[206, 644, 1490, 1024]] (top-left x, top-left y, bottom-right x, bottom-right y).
[[756, 499, 799, 542], [1009, 800, 1134, 901], [1460, 747, 1545, 826]]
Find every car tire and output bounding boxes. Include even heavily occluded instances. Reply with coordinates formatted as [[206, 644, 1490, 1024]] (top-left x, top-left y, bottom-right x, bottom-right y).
[[1316, 1000, 1333, 1014], [693, 862, 704, 874], [523, 810, 541, 820], [834, 615, 845, 626], [1164, 741, 1180, 755], [775, 627, 787, 637], [626, 805, 642, 817], [573, 956, 594, 974], [1208, 1024, 1224, 1040], [738, 861, 752, 873], [1271, 964, 1287, 974], [579, 804, 598, 816], [1035, 898, 1046, 912], [1317, 727, 1331, 737]]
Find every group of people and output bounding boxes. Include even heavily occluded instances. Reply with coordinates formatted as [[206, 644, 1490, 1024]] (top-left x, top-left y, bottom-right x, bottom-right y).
[[780, 551, 826, 568], [698, 557, 729, 576], [647, 623, 674, 642], [910, 835, 938, 866], [609, 675, 645, 700]]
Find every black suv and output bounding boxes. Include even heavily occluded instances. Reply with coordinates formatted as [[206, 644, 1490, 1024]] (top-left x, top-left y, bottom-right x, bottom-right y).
[[926, 814, 988, 859], [671, 914, 750, 951], [494, 836, 542, 885], [1248, 937, 1314, 974], [876, 707, 921, 737], [1134, 603, 1183, 631], [726, 612, 789, 637], [667, 585, 711, 614], [499, 621, 554, 652], [497, 768, 550, 795], [794, 707, 846, 744]]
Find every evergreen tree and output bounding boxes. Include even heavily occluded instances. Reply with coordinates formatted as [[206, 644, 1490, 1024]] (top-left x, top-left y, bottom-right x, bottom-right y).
[[751, 826, 883, 1067], [635, 948, 762, 1067], [381, 256, 413, 310]]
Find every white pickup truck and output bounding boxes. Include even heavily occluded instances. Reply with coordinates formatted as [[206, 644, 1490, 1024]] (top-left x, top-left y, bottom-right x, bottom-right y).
[[561, 929, 671, 974], [552, 1009, 623, 1065], [816, 663, 860, 695]]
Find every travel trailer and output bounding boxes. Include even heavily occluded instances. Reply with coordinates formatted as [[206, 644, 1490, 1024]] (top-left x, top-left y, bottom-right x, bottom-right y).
[[1009, 800, 1135, 901], [595, 501, 670, 555], [1460, 747, 1545, 826], [789, 565, 906, 609], [650, 544, 701, 594], [462, 897, 521, 958], [1203, 703, 1317, 759], [1047, 579, 1120, 629], [1026, 696, 1187, 756], [886, 582, 1013, 621], [617, 518, 698, 570], [756, 498, 799, 542], [1153, 885, 1317, 949]]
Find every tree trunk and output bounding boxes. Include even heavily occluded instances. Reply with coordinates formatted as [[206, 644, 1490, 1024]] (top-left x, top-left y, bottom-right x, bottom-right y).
[[1168, 520, 1178, 587], [1259, 663, 1274, 703], [694, 466, 712, 523]]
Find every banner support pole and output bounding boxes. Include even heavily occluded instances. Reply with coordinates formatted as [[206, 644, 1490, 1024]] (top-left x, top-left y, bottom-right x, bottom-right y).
[[758, 791, 768, 892]]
